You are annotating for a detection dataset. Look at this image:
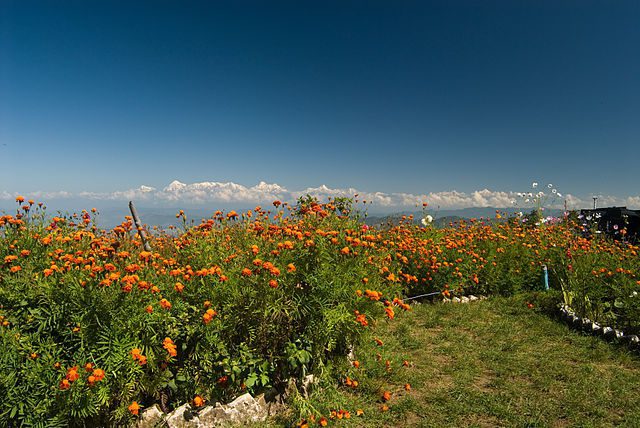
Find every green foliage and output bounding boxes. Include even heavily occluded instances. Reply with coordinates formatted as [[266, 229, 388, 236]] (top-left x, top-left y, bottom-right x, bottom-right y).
[[1, 199, 638, 425], [0, 201, 403, 425]]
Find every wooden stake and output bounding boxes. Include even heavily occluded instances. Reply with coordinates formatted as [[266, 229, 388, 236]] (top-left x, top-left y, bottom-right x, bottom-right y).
[[129, 201, 152, 252]]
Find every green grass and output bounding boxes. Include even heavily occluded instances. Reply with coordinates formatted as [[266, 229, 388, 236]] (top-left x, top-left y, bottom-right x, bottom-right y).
[[283, 296, 640, 427]]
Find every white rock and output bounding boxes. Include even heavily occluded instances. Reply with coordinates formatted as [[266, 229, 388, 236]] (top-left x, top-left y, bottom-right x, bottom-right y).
[[460, 296, 470, 304], [137, 404, 164, 428], [166, 404, 198, 428], [452, 297, 461, 303], [255, 394, 267, 417], [227, 393, 267, 422], [468, 295, 479, 301], [346, 345, 355, 361], [442, 298, 451, 304], [198, 405, 222, 425], [302, 375, 315, 397]]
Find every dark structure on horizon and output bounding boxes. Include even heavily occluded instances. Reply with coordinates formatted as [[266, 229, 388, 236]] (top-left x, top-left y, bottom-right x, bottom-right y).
[[579, 207, 640, 243]]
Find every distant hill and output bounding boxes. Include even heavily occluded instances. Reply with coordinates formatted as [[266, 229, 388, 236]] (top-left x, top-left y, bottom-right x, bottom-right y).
[[363, 207, 566, 229], [0, 202, 567, 230]]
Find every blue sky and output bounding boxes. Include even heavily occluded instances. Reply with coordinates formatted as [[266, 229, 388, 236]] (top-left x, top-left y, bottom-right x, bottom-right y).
[[1, 1, 639, 211]]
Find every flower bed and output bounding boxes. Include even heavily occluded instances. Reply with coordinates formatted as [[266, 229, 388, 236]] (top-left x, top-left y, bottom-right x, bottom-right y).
[[1, 198, 639, 425], [0, 200, 406, 426]]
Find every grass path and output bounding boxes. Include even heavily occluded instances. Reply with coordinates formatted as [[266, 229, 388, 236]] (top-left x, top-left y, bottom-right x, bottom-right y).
[[290, 296, 640, 427]]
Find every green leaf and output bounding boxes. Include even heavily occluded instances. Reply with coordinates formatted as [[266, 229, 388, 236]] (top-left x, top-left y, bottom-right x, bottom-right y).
[[245, 373, 258, 388]]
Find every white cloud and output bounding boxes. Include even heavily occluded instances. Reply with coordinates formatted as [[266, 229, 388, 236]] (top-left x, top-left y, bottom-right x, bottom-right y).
[[3, 180, 640, 211], [78, 185, 157, 201], [624, 197, 640, 209], [157, 180, 288, 203], [0, 190, 74, 200]]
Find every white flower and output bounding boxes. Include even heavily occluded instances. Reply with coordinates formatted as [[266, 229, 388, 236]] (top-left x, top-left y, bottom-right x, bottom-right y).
[[532, 182, 538, 188], [557, 193, 562, 197], [548, 183, 553, 188], [421, 215, 433, 226], [552, 189, 557, 194]]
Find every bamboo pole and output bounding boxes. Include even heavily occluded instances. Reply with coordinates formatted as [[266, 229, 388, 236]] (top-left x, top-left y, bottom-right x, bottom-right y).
[[129, 201, 152, 252]]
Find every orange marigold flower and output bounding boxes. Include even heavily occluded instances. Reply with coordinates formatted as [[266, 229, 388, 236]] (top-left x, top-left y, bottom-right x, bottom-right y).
[[404, 383, 411, 391], [174, 282, 184, 293], [145, 305, 153, 313], [128, 401, 140, 415], [66, 366, 80, 382], [163, 337, 177, 357], [193, 395, 205, 407], [382, 390, 392, 402], [319, 417, 328, 426], [159, 298, 171, 310], [92, 368, 105, 381], [268, 279, 278, 288], [84, 363, 94, 372], [340, 246, 350, 255], [364, 289, 382, 301], [384, 306, 395, 319], [354, 310, 368, 327], [16, 195, 25, 203], [203, 308, 217, 324], [287, 263, 296, 272], [59, 379, 71, 390], [356, 409, 364, 416], [241, 268, 252, 277]]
